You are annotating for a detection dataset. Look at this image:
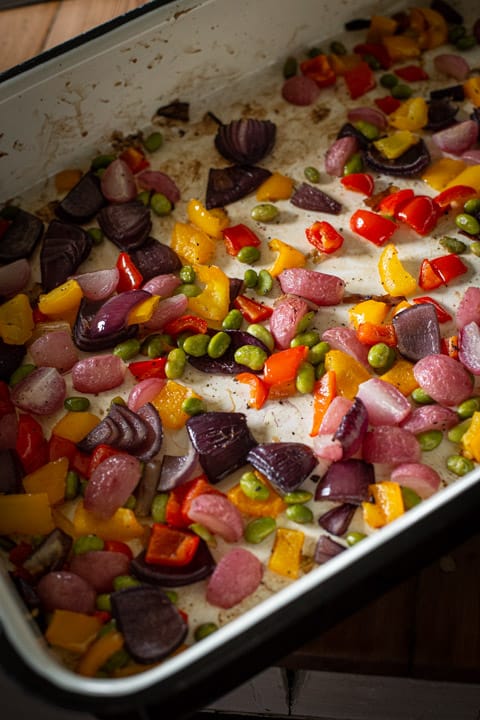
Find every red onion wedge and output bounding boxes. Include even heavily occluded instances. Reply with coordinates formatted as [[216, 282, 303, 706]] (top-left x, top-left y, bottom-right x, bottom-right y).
[[23, 528, 72, 579], [40, 220, 92, 293], [75, 268, 119, 301], [390, 462, 441, 499], [314, 535, 346, 564], [269, 295, 310, 350], [357, 378, 411, 426], [205, 165, 271, 209], [206, 547, 263, 609], [158, 444, 201, 492], [84, 453, 142, 519], [11, 366, 66, 415], [214, 118, 276, 164], [347, 106, 387, 129], [282, 75, 321, 106], [247, 442, 317, 493], [363, 138, 430, 177], [459, 321, 480, 376], [188, 494, 244, 542], [325, 136, 359, 177], [73, 298, 140, 352], [318, 397, 353, 435], [318, 503, 356, 537], [89, 289, 151, 338], [0, 258, 30, 296], [413, 353, 474, 405], [137, 170, 181, 204], [362, 426, 421, 465], [143, 294, 188, 331], [333, 398, 368, 460], [314, 459, 373, 504], [100, 158, 137, 203], [432, 120, 478, 156], [434, 53, 470, 82], [278, 268, 345, 306], [127, 378, 166, 412]]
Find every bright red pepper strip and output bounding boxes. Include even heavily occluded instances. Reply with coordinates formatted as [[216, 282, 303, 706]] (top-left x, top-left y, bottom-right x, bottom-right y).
[[222, 224, 261, 256], [374, 96, 402, 115], [305, 220, 344, 254], [430, 254, 468, 284], [128, 358, 167, 381], [263, 345, 308, 387], [418, 258, 444, 291], [15, 414, 49, 474], [233, 295, 273, 323], [377, 188, 414, 218], [344, 61, 376, 100], [145, 523, 200, 567], [394, 65, 429, 81], [48, 434, 90, 476], [119, 146, 150, 174], [412, 296, 453, 323], [300, 54, 336, 88], [116, 252, 143, 292], [163, 315, 208, 336], [235, 372, 269, 410], [310, 370, 336, 437], [104, 540, 134, 559], [349, 209, 397, 246], [433, 185, 476, 210], [340, 173, 375, 197], [166, 474, 220, 529], [397, 195, 439, 236]]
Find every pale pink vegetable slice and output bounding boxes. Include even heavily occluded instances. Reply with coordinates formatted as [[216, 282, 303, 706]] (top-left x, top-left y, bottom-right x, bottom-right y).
[[325, 136, 359, 177], [357, 377, 411, 426], [0, 258, 30, 296], [142, 274, 182, 297], [101, 158, 137, 203], [36, 571, 96, 613], [347, 106, 387, 129], [432, 120, 478, 156], [72, 354, 126, 393], [69, 550, 131, 592], [127, 378, 166, 412], [319, 396, 352, 434], [206, 548, 263, 609], [459, 321, 480, 375], [390, 463, 441, 499], [434, 53, 470, 81], [11, 366, 66, 415], [188, 494, 244, 542], [137, 170, 181, 204], [75, 268, 119, 300], [278, 268, 345, 306], [29, 330, 79, 373], [281, 75, 320, 106], [456, 286, 480, 329], [362, 426, 421, 465], [269, 295, 309, 350], [401, 405, 457, 434], [143, 294, 188, 331], [322, 326, 369, 367], [312, 433, 343, 462], [413, 354, 473, 406], [84, 453, 142, 519]]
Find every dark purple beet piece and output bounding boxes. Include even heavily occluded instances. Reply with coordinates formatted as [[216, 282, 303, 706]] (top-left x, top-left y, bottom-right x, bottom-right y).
[[229, 277, 243, 307], [188, 330, 269, 375], [56, 172, 105, 223], [290, 183, 342, 214], [431, 0, 463, 25], [0, 449, 24, 494], [156, 100, 190, 122], [134, 403, 164, 461], [337, 122, 370, 150], [314, 459, 373, 504], [333, 398, 369, 460], [129, 236, 182, 280], [131, 541, 215, 587], [214, 119, 276, 165], [0, 339, 26, 382], [111, 586, 188, 663], [314, 535, 346, 565], [246, 442, 317, 493], [23, 529, 72, 579], [98, 201, 152, 250], [430, 84, 464, 102], [392, 303, 441, 361], [205, 165, 271, 209], [363, 138, 430, 177], [186, 411, 257, 483], [318, 503, 356, 536], [426, 99, 459, 131], [40, 220, 93, 292], [0, 208, 43, 262], [73, 298, 139, 352]]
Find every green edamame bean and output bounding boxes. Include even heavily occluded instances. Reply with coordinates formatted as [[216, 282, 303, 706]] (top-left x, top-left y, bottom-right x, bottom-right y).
[[315, 361, 326, 379], [307, 46, 323, 58], [233, 345, 267, 371], [151, 493, 169, 523], [96, 593, 112, 613], [448, 24, 466, 43], [291, 330, 320, 348], [208, 331, 231, 358], [304, 166, 321, 183], [380, 73, 398, 89], [110, 396, 126, 407], [244, 517, 276, 544], [237, 245, 261, 264], [353, 120, 380, 141], [247, 324, 275, 352], [64, 396, 91, 412], [308, 341, 330, 365], [176, 283, 202, 297], [113, 575, 141, 591], [296, 311, 315, 334], [363, 53, 381, 70], [142, 131, 163, 153], [91, 154, 115, 171], [194, 622, 219, 641], [401, 486, 422, 510], [239, 471, 270, 501], [176, 332, 192, 350], [296, 361, 315, 394], [286, 503, 313, 524], [411, 387, 433, 404], [346, 531, 367, 546], [142, 333, 172, 358], [179, 265, 196, 283], [283, 490, 313, 504], [457, 397, 480, 419], [447, 418, 472, 443], [222, 309, 243, 330], [330, 40, 347, 55], [464, 198, 480, 215], [123, 495, 136, 510], [189, 523, 216, 544], [137, 190, 151, 206], [65, 471, 79, 501], [165, 590, 178, 604], [455, 212, 480, 236], [446, 454, 475, 476], [456, 34, 476, 51], [243, 268, 258, 288], [471, 241, 480, 257], [251, 203, 279, 223], [150, 192, 172, 216], [87, 227, 104, 244], [10, 363, 36, 386], [367, 342, 396, 371], [113, 338, 141, 361], [439, 235, 467, 254], [73, 534, 104, 555], [391, 83, 413, 99], [101, 648, 131, 673], [181, 397, 206, 416], [343, 152, 363, 176], [98, 619, 117, 638], [256, 269, 273, 296], [418, 429, 443, 451], [183, 333, 210, 357], [165, 348, 187, 378]]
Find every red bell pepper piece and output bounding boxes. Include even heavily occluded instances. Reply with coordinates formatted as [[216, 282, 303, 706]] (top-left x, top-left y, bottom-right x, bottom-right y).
[[145, 523, 200, 567], [305, 220, 344, 254], [48, 434, 90, 477], [394, 65, 429, 81], [300, 54, 336, 88], [32, 306, 48, 324], [104, 540, 133, 559], [0, 381, 14, 416], [377, 188, 414, 218], [349, 209, 397, 246], [233, 295, 273, 323], [119, 146, 150, 174], [222, 224, 261, 256], [397, 195, 439, 235], [116, 252, 143, 292], [430, 254, 468, 284], [433, 184, 476, 210], [87, 444, 126, 477], [128, 357, 167, 381], [412, 296, 452, 323], [353, 42, 392, 69], [235, 372, 269, 410], [163, 314, 208, 336], [374, 96, 402, 115], [340, 172, 375, 197], [263, 345, 308, 386], [344, 61, 376, 99], [165, 475, 220, 529], [15, 413, 49, 474], [418, 258, 443, 291], [93, 610, 112, 624], [356, 322, 397, 347], [441, 335, 459, 359], [310, 370, 336, 437]]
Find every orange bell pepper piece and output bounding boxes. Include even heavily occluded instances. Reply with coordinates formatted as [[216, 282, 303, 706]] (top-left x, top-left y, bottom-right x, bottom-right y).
[[0, 293, 34, 345], [363, 481, 404, 528], [77, 630, 125, 677], [187, 198, 229, 239], [310, 370, 336, 436], [268, 238, 307, 277], [268, 528, 304, 579], [356, 322, 397, 348], [464, 77, 480, 108], [73, 503, 145, 541], [52, 411, 101, 443], [171, 221, 216, 265], [151, 380, 202, 430], [22, 457, 68, 506], [263, 345, 308, 386], [380, 359, 418, 395], [46, 610, 102, 654], [235, 372, 269, 409], [349, 299, 389, 329], [256, 172, 293, 201], [324, 349, 371, 399], [0, 493, 55, 535], [227, 473, 286, 518]]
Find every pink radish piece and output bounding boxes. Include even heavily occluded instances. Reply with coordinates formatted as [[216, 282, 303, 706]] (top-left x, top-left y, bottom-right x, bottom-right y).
[[188, 494, 244, 542], [391, 463, 441, 499], [69, 550, 131, 593], [36, 571, 96, 613], [206, 548, 263, 609], [413, 354, 473, 406], [29, 330, 79, 373], [72, 354, 126, 393], [357, 377, 411, 426], [84, 453, 142, 519], [363, 426, 421, 465]]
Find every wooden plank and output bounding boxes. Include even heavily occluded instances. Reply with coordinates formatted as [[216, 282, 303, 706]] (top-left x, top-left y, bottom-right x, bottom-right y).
[[0, 2, 60, 72]]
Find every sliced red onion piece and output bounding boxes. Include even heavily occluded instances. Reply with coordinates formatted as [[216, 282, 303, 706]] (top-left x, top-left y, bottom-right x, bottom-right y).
[[390, 462, 441, 499], [392, 303, 441, 362], [188, 494, 244, 542], [214, 118, 276, 164], [314, 459, 373, 504], [40, 220, 93, 293], [98, 201, 152, 250], [206, 547, 263, 609], [128, 378, 166, 412], [325, 136, 359, 177], [89, 289, 151, 338], [290, 183, 341, 214], [75, 268, 119, 301], [158, 444, 201, 492], [0, 258, 31, 297], [84, 453, 142, 519], [0, 448, 24, 493], [73, 298, 139, 352], [347, 106, 387, 129], [246, 442, 317, 493], [362, 426, 421, 465], [426, 98, 459, 131], [337, 122, 370, 150], [36, 571, 96, 614], [11, 366, 66, 415], [434, 53, 470, 82], [205, 165, 271, 209], [130, 237, 182, 280], [322, 326, 369, 367], [137, 170, 181, 204], [363, 138, 431, 177], [131, 541, 215, 587], [187, 412, 257, 483], [269, 295, 310, 350], [281, 75, 321, 106], [456, 286, 480, 329], [100, 158, 137, 203], [333, 398, 368, 460], [142, 273, 181, 297], [432, 120, 478, 156], [357, 377, 411, 426], [314, 535, 346, 564], [72, 354, 126, 394], [459, 321, 480, 376], [78, 403, 155, 456], [400, 405, 457, 434], [134, 403, 164, 461], [318, 503, 356, 536], [143, 293, 188, 331], [29, 330, 79, 373], [56, 172, 105, 224], [278, 268, 345, 306], [413, 354, 473, 406], [69, 550, 131, 593], [23, 528, 72, 579]]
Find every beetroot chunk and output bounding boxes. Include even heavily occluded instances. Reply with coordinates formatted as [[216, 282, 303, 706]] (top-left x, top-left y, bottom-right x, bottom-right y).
[[392, 303, 441, 361], [56, 171, 105, 223], [40, 220, 92, 292], [0, 208, 43, 262]]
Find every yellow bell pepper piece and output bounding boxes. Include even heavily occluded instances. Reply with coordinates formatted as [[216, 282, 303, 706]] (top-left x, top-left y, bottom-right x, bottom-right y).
[[187, 199, 229, 239], [268, 527, 304, 579], [0, 493, 54, 535], [409, 7, 447, 49], [445, 165, 480, 193], [349, 299, 389, 330], [171, 221, 216, 265], [390, 300, 412, 317], [268, 238, 306, 277], [127, 295, 160, 325], [378, 243, 417, 297], [373, 131, 416, 160], [73, 503, 145, 541], [55, 169, 83, 193], [151, 380, 201, 430], [52, 411, 101, 443], [256, 172, 293, 201], [362, 500, 386, 528], [380, 358, 418, 395], [382, 35, 421, 62], [38, 279, 83, 317], [324, 349, 371, 400], [328, 53, 361, 76], [52, 507, 76, 538], [23, 457, 68, 506], [464, 77, 480, 108], [372, 481, 404, 523], [367, 14, 398, 42], [388, 97, 428, 132], [227, 474, 286, 517], [461, 411, 480, 462], [46, 610, 102, 654], [77, 630, 124, 677], [0, 293, 34, 345], [422, 157, 466, 191], [188, 263, 230, 323]]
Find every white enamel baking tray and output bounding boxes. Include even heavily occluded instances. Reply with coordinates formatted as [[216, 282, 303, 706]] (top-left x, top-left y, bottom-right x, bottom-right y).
[[1, 0, 480, 715]]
